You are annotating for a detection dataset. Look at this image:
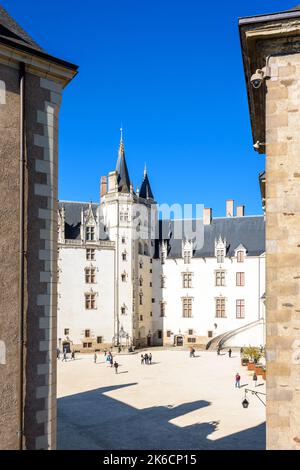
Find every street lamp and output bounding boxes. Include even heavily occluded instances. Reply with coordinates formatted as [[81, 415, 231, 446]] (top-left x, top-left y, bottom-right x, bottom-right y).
[[242, 398, 249, 409], [241, 389, 266, 408]]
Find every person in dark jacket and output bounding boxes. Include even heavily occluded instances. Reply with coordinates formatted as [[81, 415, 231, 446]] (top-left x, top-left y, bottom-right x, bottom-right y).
[[228, 348, 232, 358], [149, 353, 152, 364], [114, 361, 119, 374], [253, 372, 258, 387]]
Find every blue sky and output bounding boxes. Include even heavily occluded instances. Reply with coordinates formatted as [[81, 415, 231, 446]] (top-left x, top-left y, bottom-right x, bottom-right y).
[[3, 1, 294, 216]]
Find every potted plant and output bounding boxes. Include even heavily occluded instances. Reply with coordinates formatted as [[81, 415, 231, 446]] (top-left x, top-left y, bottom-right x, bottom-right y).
[[262, 368, 266, 380], [241, 346, 261, 371], [255, 365, 264, 375]]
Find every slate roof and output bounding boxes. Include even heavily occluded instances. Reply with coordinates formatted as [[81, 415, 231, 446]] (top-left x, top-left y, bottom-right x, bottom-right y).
[[116, 140, 131, 193], [0, 5, 43, 51], [155, 216, 265, 258], [139, 173, 154, 200], [58, 201, 109, 241], [0, 5, 78, 72]]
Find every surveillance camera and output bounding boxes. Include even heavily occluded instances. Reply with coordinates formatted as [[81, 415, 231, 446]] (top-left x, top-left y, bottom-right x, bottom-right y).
[[250, 66, 271, 89], [250, 69, 264, 89]]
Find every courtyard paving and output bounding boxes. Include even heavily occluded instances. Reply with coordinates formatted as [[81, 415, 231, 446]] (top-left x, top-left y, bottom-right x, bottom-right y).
[[57, 349, 266, 450]]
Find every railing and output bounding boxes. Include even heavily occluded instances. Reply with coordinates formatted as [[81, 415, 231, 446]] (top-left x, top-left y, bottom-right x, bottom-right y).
[[61, 239, 115, 248], [206, 318, 263, 350]]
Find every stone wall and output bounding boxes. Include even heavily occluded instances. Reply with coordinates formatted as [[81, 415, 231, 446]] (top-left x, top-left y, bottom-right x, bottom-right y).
[[0, 61, 63, 449], [265, 54, 300, 450], [0, 62, 21, 451]]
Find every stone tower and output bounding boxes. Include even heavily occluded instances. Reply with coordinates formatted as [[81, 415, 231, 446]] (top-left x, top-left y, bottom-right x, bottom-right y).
[[100, 133, 157, 347]]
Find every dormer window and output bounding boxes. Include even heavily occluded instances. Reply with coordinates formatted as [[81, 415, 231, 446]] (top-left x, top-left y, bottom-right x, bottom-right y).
[[217, 250, 224, 264], [237, 251, 244, 263], [184, 251, 191, 264], [86, 226, 95, 241]]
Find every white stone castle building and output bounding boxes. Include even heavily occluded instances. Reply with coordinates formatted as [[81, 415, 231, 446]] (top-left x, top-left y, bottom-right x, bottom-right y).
[[57, 135, 265, 352]]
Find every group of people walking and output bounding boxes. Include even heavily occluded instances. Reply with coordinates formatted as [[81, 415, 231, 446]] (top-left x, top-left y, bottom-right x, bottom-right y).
[[57, 348, 75, 361], [101, 350, 119, 373], [141, 353, 152, 365]]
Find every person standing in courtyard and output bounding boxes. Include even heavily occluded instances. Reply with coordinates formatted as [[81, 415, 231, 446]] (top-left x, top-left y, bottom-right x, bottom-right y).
[[144, 353, 148, 364], [110, 355, 113, 368], [149, 353, 152, 365], [240, 347, 244, 356], [114, 361, 119, 374], [228, 348, 232, 358], [71, 350, 75, 360], [235, 372, 241, 388], [62, 350, 67, 362], [94, 352, 97, 364], [141, 354, 144, 365], [253, 372, 258, 387]]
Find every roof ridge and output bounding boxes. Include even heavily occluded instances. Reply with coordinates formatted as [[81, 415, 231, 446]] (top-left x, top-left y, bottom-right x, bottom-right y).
[[59, 200, 98, 205], [0, 5, 43, 51]]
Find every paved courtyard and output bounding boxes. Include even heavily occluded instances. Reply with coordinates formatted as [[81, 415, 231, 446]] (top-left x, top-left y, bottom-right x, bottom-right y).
[[57, 349, 266, 450]]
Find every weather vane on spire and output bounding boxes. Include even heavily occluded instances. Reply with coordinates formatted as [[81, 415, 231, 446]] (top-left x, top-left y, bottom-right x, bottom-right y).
[[144, 163, 147, 177], [120, 123, 123, 142]]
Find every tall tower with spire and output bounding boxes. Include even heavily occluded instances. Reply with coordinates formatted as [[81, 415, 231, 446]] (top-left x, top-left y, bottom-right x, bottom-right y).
[[100, 130, 157, 348]]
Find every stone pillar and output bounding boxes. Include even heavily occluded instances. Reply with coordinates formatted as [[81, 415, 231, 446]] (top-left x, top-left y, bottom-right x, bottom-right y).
[[239, 6, 300, 450], [265, 55, 300, 450]]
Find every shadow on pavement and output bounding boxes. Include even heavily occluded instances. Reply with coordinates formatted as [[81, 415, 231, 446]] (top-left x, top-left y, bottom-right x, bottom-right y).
[[57, 382, 266, 450]]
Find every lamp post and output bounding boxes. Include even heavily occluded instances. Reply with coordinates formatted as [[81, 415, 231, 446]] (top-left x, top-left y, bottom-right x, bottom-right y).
[[242, 388, 266, 408]]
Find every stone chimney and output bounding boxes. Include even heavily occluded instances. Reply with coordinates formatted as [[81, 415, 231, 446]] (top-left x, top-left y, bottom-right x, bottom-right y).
[[236, 205, 245, 217], [203, 207, 212, 225], [226, 199, 234, 217], [100, 176, 107, 197], [108, 171, 118, 192]]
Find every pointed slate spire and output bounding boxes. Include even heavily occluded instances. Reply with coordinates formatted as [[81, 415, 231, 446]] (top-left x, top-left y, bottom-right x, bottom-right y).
[[116, 127, 131, 193], [139, 164, 154, 200]]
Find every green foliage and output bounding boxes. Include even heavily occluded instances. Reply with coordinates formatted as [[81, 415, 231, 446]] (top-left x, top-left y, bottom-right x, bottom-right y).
[[242, 346, 261, 362]]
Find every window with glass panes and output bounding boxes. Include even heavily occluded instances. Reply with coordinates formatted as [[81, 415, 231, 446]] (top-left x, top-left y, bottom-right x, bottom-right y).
[[236, 299, 245, 318], [86, 248, 95, 260], [217, 250, 224, 263], [215, 297, 226, 317], [86, 226, 95, 241], [85, 267, 96, 284], [237, 251, 244, 262], [215, 270, 225, 286], [184, 251, 191, 264], [85, 293, 96, 309], [182, 297, 192, 317], [183, 272, 192, 288], [161, 275, 166, 288], [236, 272, 245, 286], [160, 302, 166, 317]]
